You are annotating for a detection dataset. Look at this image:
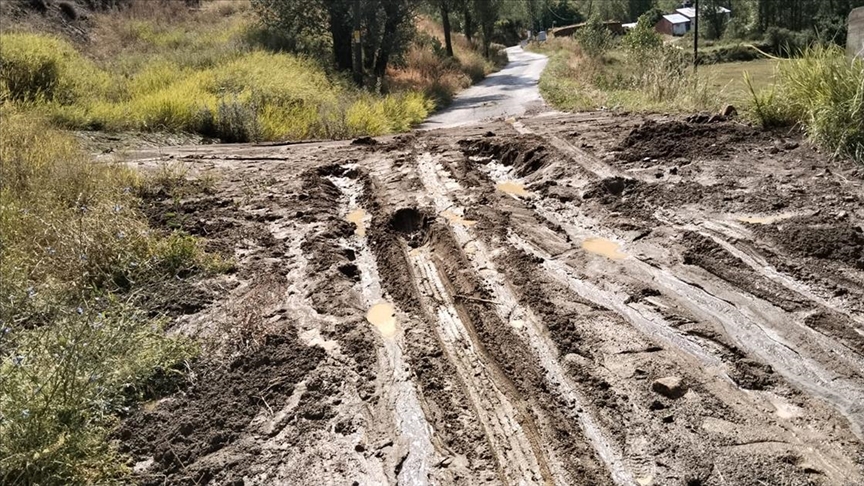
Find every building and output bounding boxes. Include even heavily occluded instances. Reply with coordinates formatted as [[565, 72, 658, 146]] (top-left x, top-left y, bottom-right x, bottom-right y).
[[656, 14, 691, 36], [675, 6, 731, 26]]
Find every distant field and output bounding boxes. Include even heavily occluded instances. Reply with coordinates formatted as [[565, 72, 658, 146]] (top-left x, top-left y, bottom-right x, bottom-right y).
[[704, 58, 780, 103]]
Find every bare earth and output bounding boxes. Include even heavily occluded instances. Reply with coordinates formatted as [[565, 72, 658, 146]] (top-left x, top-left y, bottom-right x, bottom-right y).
[[119, 49, 864, 486]]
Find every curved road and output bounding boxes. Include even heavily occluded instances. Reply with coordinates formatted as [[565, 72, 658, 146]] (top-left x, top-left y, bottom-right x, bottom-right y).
[[419, 46, 548, 130]]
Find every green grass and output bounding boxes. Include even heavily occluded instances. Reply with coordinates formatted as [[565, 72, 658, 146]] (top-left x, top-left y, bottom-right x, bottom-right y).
[[0, 109, 225, 484], [535, 38, 720, 114], [750, 46, 863, 161], [0, 5, 436, 142], [703, 58, 779, 104]]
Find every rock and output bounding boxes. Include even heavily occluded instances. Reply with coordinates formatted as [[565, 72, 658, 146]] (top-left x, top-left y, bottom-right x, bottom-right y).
[[483, 131, 496, 137], [783, 141, 800, 150], [651, 376, 687, 399], [768, 146, 780, 155], [721, 104, 738, 118]]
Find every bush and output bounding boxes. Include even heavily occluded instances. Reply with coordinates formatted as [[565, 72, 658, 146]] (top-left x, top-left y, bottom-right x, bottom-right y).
[[575, 17, 613, 58], [623, 13, 662, 52], [0, 110, 214, 485], [760, 46, 863, 161]]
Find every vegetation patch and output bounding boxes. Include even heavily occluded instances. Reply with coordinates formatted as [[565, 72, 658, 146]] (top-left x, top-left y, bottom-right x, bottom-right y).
[[0, 110, 225, 485]]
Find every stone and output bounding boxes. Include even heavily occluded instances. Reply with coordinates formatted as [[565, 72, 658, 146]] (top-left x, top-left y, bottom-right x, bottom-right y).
[[721, 104, 738, 118], [651, 376, 687, 399]]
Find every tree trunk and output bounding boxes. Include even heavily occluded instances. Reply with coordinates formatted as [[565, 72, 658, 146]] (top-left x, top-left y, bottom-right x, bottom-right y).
[[328, 1, 353, 73], [373, 0, 404, 82], [464, 6, 474, 42], [441, 3, 454, 56]]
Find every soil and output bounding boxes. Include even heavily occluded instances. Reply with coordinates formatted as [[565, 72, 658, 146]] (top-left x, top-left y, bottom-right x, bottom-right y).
[[117, 111, 864, 486]]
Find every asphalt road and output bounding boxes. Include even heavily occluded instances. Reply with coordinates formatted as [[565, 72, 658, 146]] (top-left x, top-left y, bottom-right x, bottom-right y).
[[419, 46, 548, 130]]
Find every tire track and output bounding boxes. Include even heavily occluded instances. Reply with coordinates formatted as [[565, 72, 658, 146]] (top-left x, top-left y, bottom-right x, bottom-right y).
[[478, 130, 864, 440], [415, 150, 634, 485], [327, 169, 439, 485]]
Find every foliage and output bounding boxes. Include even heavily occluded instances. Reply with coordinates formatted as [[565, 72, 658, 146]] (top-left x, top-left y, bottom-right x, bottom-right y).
[[575, 16, 613, 58], [535, 37, 718, 114], [622, 12, 662, 51], [749, 46, 864, 162], [0, 110, 210, 485], [0, 27, 433, 142]]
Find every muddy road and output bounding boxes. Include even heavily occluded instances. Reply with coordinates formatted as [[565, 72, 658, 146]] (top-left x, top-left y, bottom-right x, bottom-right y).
[[120, 50, 864, 486], [122, 112, 864, 485]]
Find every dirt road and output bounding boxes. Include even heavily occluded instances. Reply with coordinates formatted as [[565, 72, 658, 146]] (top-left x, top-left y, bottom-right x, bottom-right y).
[[121, 55, 864, 486], [420, 46, 548, 130]]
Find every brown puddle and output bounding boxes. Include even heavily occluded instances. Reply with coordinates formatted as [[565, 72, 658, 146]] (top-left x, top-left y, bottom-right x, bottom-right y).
[[582, 238, 627, 260], [367, 302, 398, 338], [347, 208, 367, 236], [737, 213, 795, 225], [496, 181, 531, 198], [441, 210, 477, 227]]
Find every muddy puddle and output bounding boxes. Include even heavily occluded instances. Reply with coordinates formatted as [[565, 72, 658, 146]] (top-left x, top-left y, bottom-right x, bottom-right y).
[[367, 302, 398, 338], [441, 210, 476, 227], [496, 181, 531, 198], [582, 238, 627, 260], [347, 208, 367, 236]]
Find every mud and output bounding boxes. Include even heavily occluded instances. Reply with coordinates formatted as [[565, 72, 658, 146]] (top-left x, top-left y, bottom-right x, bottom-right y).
[[119, 111, 864, 485]]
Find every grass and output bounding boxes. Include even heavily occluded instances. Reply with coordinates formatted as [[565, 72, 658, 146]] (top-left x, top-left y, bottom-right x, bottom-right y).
[[748, 46, 863, 162], [0, 1, 435, 142], [0, 4, 503, 143], [533, 37, 720, 113], [0, 109, 225, 484], [389, 17, 507, 107], [703, 58, 779, 104]]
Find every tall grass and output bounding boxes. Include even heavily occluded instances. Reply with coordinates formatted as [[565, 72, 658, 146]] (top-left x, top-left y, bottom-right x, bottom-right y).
[[0, 110, 221, 484], [535, 38, 719, 113], [0, 5, 436, 143], [748, 45, 863, 162]]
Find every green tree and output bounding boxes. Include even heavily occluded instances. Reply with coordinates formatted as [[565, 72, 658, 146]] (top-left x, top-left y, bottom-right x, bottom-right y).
[[474, 0, 501, 57], [627, 0, 655, 22], [623, 11, 662, 50]]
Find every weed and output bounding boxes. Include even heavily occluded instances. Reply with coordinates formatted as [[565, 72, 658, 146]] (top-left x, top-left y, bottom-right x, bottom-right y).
[[0, 111, 220, 484], [746, 45, 864, 162]]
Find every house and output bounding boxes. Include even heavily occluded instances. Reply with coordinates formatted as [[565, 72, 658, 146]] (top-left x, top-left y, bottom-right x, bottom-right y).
[[656, 14, 691, 36], [675, 6, 731, 27]]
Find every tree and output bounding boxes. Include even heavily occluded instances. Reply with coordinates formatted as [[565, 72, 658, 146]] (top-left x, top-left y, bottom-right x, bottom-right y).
[[700, 0, 729, 40], [434, 0, 455, 56], [252, 0, 419, 87], [474, 0, 500, 57], [627, 0, 655, 22]]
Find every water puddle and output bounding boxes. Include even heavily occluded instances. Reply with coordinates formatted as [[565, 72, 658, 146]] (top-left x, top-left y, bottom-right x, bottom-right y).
[[737, 213, 795, 225], [496, 181, 531, 198], [347, 208, 367, 236], [582, 238, 627, 260], [441, 209, 476, 227], [367, 302, 398, 338]]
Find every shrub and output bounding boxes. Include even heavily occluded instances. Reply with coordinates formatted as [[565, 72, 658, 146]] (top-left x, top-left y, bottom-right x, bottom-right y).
[[575, 16, 613, 58], [623, 13, 662, 52], [0, 110, 214, 485], [770, 46, 863, 161]]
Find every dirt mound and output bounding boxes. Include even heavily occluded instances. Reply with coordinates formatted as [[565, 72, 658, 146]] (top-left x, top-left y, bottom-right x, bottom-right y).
[[615, 120, 762, 162], [118, 331, 325, 485], [754, 215, 864, 269]]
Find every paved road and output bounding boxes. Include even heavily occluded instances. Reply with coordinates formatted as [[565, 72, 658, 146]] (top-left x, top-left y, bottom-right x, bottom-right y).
[[419, 46, 548, 130]]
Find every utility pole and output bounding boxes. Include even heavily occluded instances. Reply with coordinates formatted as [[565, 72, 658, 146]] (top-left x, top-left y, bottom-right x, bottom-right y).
[[693, 0, 699, 73], [352, 0, 363, 86]]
